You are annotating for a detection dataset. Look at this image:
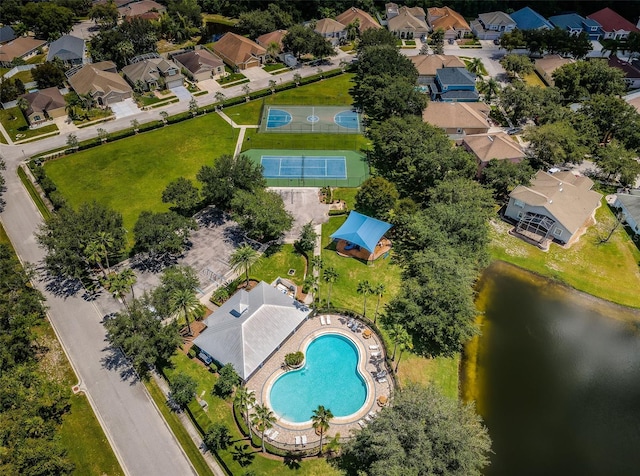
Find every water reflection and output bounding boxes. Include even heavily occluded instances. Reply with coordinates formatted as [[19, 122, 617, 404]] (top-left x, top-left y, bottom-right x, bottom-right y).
[[463, 262, 640, 475]]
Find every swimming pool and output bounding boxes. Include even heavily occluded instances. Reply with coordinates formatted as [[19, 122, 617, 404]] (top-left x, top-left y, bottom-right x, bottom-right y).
[[269, 333, 367, 423]]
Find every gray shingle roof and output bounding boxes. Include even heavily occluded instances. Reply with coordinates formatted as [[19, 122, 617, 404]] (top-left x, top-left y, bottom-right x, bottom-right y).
[[193, 282, 311, 380], [0, 26, 16, 44], [436, 67, 475, 86], [46, 35, 84, 62]]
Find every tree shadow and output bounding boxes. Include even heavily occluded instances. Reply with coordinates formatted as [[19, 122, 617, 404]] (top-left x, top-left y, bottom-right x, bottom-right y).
[[283, 452, 302, 470], [100, 345, 140, 384], [41, 272, 83, 298], [231, 443, 255, 467], [195, 207, 227, 228], [131, 252, 178, 274]]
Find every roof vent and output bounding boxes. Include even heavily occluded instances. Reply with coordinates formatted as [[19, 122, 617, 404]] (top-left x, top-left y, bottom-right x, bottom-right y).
[[559, 187, 563, 192], [488, 135, 494, 142], [549, 199, 553, 204]]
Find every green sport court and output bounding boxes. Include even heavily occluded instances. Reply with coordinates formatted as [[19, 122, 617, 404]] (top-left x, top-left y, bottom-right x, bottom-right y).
[[259, 105, 362, 134], [244, 149, 369, 187]]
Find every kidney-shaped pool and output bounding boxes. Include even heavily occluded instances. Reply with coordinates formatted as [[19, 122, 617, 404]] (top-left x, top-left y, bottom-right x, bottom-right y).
[[269, 333, 367, 423]]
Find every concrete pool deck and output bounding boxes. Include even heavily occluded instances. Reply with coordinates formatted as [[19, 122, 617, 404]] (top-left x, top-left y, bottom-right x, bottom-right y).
[[245, 314, 393, 449]]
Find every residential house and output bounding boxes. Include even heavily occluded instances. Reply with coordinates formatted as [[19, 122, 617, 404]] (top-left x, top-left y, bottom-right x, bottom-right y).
[[608, 55, 640, 89], [534, 55, 574, 86], [192, 281, 312, 381], [431, 67, 478, 102], [427, 7, 471, 40], [422, 101, 490, 136], [510, 7, 553, 31], [462, 132, 526, 177], [624, 88, 640, 113], [118, 0, 166, 21], [335, 7, 381, 33], [0, 37, 47, 67], [0, 26, 16, 45], [588, 8, 640, 40], [549, 13, 602, 40], [387, 5, 429, 40], [46, 35, 86, 66], [20, 87, 66, 125], [313, 18, 347, 46], [505, 170, 602, 246], [410, 54, 465, 85], [171, 48, 225, 81], [256, 29, 287, 57], [614, 192, 640, 234], [67, 61, 133, 107], [470, 11, 516, 40], [212, 32, 266, 70], [122, 54, 184, 91]]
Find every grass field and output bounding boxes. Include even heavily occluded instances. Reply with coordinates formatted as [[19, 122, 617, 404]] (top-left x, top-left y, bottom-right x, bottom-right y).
[[251, 244, 306, 286], [44, 114, 238, 241], [241, 129, 370, 153], [226, 74, 355, 125], [489, 200, 640, 308]]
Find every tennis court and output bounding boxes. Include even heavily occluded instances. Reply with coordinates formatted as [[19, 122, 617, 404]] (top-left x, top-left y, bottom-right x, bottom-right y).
[[244, 149, 369, 187], [260, 105, 362, 134]]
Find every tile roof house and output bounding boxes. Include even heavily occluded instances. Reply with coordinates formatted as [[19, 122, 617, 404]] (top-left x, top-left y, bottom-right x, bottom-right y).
[[608, 55, 640, 89], [0, 26, 17, 45], [313, 18, 347, 46], [20, 87, 66, 125], [470, 11, 516, 40], [431, 67, 478, 102], [422, 101, 490, 136], [335, 7, 381, 32], [256, 29, 287, 56], [505, 170, 602, 246], [427, 7, 471, 40], [462, 132, 526, 177], [614, 192, 640, 235], [46, 35, 86, 66], [67, 61, 133, 107], [171, 48, 225, 81], [387, 5, 429, 40], [510, 7, 553, 31], [122, 55, 184, 91], [534, 55, 574, 86], [588, 8, 640, 40], [118, 0, 166, 20], [411, 54, 465, 84], [193, 281, 311, 381], [0, 37, 47, 67], [212, 32, 266, 70], [549, 13, 602, 40]]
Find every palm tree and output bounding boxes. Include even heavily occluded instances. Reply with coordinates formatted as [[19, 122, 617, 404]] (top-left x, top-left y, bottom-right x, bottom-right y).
[[466, 57, 484, 77], [234, 386, 256, 439], [478, 78, 500, 103], [16, 97, 29, 113], [251, 404, 276, 453], [230, 244, 261, 287], [119, 268, 137, 301], [388, 323, 405, 360], [356, 280, 372, 317], [346, 19, 360, 41], [170, 288, 203, 336], [105, 271, 131, 308], [394, 330, 413, 373], [96, 231, 114, 273], [84, 240, 107, 278], [311, 405, 333, 455], [311, 255, 323, 272], [372, 283, 385, 324], [266, 41, 280, 61], [322, 267, 338, 309]]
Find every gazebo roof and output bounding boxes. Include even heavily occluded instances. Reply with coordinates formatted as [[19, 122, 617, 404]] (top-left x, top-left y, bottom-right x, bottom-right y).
[[330, 211, 392, 254]]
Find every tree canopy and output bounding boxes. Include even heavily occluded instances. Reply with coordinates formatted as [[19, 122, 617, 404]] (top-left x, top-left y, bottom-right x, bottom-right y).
[[355, 176, 399, 221], [133, 211, 197, 258], [162, 177, 201, 216], [22, 2, 75, 40], [231, 188, 293, 242], [552, 59, 626, 103], [282, 24, 337, 59]]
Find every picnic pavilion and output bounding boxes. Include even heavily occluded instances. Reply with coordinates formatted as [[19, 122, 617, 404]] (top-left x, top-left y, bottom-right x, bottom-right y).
[[330, 211, 392, 262]]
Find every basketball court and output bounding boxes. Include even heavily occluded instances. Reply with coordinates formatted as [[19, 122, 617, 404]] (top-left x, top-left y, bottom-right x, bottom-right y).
[[260, 105, 362, 134]]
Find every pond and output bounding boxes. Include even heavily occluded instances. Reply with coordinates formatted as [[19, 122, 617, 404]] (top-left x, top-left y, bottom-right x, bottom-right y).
[[462, 261, 640, 475]]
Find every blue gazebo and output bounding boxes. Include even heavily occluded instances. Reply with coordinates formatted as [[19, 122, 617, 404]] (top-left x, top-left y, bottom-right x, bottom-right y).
[[330, 211, 392, 261]]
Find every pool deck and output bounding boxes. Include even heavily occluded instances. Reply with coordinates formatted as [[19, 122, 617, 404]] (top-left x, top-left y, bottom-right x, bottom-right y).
[[246, 314, 392, 449]]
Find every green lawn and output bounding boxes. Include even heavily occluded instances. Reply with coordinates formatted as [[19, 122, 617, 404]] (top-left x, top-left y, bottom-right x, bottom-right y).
[[332, 188, 358, 209], [264, 63, 285, 72], [136, 93, 177, 107], [489, 200, 640, 308], [44, 114, 238, 242], [217, 67, 247, 85], [251, 244, 306, 286], [0, 107, 58, 142], [11, 69, 33, 83], [164, 353, 342, 476], [226, 74, 355, 125], [523, 71, 547, 87], [241, 129, 369, 153]]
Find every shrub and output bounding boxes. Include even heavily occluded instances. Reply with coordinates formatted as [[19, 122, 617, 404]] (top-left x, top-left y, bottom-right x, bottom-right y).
[[48, 190, 67, 210], [213, 363, 240, 398], [169, 373, 197, 408], [204, 423, 231, 451], [284, 351, 304, 367]]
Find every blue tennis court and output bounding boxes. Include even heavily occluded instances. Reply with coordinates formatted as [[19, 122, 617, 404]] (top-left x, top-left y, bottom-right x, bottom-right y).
[[261, 155, 347, 179], [266, 109, 293, 129], [334, 110, 360, 130]]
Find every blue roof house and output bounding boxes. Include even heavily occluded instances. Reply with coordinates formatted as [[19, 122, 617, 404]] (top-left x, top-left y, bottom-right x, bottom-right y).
[[432, 67, 478, 102], [511, 7, 553, 30], [549, 13, 602, 40]]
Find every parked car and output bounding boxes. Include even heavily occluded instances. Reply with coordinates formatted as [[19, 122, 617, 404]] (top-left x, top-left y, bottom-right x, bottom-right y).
[[507, 127, 522, 135]]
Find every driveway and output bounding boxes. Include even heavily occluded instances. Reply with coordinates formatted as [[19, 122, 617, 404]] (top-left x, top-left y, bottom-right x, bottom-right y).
[[270, 187, 331, 243], [170, 86, 192, 102], [243, 67, 271, 81], [110, 98, 142, 119]]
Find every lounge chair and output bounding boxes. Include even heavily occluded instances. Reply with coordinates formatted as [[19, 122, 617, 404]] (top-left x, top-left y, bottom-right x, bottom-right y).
[[369, 344, 379, 350], [377, 377, 387, 383], [364, 414, 372, 422], [269, 430, 279, 441], [347, 318, 354, 327], [326, 315, 332, 325], [320, 316, 326, 325], [295, 436, 301, 446], [371, 351, 381, 358], [358, 420, 366, 428], [377, 370, 387, 378], [264, 428, 273, 437], [301, 435, 307, 445], [368, 411, 377, 419]]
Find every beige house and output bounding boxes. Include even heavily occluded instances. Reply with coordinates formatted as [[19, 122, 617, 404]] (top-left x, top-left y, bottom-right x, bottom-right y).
[[122, 55, 184, 91], [422, 102, 491, 136], [68, 61, 133, 107], [314, 18, 347, 46], [336, 7, 381, 32], [534, 55, 574, 86], [171, 48, 225, 81], [118, 0, 165, 20], [20, 87, 66, 125], [411, 54, 464, 84], [388, 6, 430, 39], [0, 37, 47, 67], [256, 30, 288, 56], [427, 7, 471, 40], [462, 132, 526, 177], [212, 32, 266, 70], [505, 170, 602, 246]]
